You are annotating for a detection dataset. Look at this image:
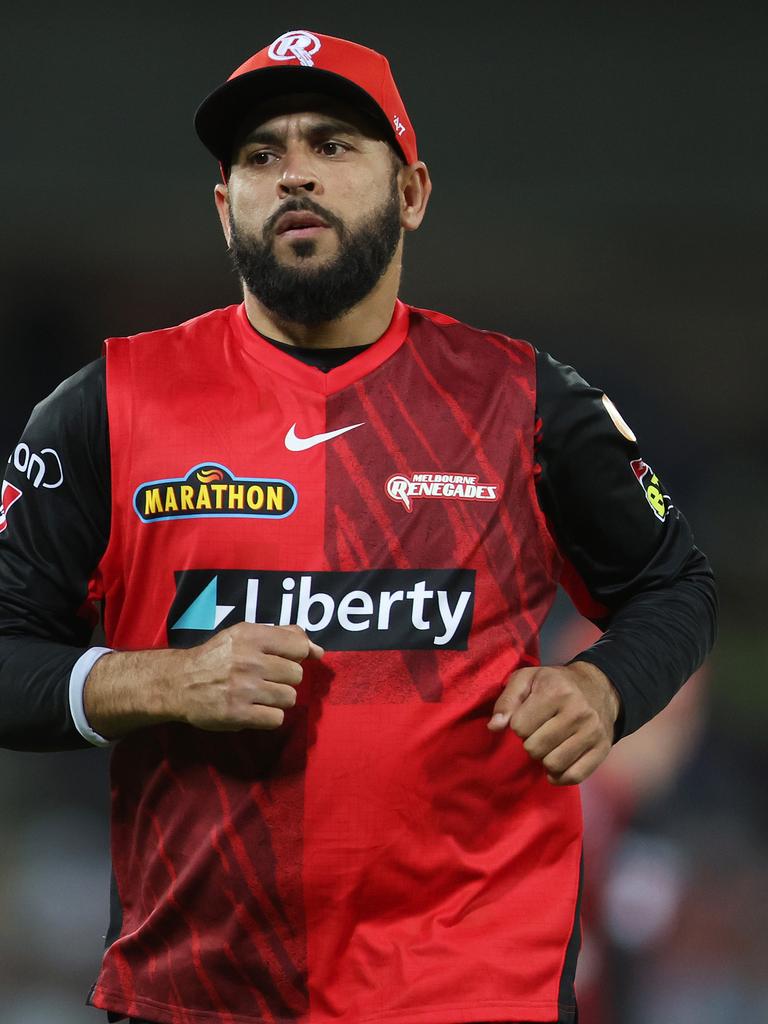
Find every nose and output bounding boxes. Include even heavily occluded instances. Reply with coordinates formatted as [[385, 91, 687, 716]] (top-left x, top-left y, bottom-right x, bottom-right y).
[[277, 153, 321, 197]]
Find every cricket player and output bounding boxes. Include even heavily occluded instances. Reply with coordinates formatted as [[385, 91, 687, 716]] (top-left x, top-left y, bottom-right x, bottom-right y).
[[0, 29, 716, 1024]]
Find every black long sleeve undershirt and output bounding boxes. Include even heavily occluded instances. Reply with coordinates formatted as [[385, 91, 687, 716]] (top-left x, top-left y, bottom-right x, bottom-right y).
[[0, 343, 716, 750], [532, 351, 716, 738]]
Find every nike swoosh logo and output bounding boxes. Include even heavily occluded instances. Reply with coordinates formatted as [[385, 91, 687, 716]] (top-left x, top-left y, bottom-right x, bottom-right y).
[[284, 422, 364, 451]]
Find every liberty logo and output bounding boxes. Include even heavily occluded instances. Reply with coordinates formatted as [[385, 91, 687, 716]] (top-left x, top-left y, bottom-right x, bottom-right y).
[[171, 577, 235, 632], [168, 569, 476, 650], [268, 30, 321, 68]]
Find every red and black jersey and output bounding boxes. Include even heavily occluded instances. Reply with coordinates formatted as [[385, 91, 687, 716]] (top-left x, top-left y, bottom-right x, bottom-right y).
[[0, 300, 716, 1024]]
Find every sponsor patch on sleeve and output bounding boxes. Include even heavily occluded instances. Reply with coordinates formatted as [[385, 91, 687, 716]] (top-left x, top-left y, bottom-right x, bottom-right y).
[[0, 480, 23, 534], [630, 458, 670, 522]]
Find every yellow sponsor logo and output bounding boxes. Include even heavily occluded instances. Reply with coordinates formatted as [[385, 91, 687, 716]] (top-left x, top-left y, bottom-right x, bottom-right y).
[[630, 458, 669, 522], [134, 464, 297, 523]]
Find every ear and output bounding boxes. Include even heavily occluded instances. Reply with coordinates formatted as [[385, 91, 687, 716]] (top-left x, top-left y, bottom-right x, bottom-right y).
[[214, 183, 232, 246], [399, 161, 432, 232]]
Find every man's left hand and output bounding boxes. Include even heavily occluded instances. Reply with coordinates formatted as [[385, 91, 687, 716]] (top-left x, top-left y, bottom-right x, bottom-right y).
[[487, 661, 621, 785]]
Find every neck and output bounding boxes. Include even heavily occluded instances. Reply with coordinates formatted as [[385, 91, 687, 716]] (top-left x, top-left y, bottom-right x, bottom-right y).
[[242, 248, 403, 349]]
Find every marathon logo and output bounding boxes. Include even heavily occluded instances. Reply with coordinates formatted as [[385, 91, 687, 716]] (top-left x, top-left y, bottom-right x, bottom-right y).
[[134, 463, 297, 524], [386, 472, 499, 513], [630, 458, 670, 522], [167, 568, 476, 650]]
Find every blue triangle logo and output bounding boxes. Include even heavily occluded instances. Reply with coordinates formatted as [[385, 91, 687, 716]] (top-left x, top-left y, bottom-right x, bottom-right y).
[[172, 577, 235, 631]]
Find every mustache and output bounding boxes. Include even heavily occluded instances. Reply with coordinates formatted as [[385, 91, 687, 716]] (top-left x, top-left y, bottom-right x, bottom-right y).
[[263, 198, 345, 241]]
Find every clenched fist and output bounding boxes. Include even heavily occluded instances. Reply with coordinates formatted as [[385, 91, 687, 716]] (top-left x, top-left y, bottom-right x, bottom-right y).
[[84, 623, 324, 740], [177, 622, 325, 731], [487, 661, 621, 785]]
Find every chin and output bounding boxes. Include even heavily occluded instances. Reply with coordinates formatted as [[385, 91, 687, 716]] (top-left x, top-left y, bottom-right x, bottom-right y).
[[288, 239, 319, 260], [283, 243, 338, 267]]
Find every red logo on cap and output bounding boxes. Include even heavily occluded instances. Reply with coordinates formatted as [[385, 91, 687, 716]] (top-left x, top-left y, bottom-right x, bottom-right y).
[[268, 30, 321, 67]]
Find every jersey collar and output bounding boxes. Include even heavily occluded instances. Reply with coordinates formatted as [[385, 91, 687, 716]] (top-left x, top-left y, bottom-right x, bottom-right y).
[[231, 300, 411, 396]]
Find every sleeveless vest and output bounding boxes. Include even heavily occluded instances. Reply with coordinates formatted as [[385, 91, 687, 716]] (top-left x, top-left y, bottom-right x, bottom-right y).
[[88, 301, 581, 1024]]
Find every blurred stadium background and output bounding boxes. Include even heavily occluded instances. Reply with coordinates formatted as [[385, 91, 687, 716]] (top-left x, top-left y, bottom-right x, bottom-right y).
[[1, 2, 766, 1022]]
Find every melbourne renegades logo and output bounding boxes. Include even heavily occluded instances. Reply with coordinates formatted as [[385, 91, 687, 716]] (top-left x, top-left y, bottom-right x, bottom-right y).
[[386, 471, 498, 513], [267, 30, 321, 67], [0, 480, 23, 534]]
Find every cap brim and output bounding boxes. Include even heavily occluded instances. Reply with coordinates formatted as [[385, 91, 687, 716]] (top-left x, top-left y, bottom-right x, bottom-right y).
[[194, 65, 405, 167]]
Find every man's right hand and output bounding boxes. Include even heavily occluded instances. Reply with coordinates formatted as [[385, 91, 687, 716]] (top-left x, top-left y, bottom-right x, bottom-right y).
[[179, 623, 324, 731], [83, 623, 324, 740]]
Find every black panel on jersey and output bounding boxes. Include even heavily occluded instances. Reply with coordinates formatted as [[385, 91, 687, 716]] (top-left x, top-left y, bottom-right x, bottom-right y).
[[556, 848, 583, 1022]]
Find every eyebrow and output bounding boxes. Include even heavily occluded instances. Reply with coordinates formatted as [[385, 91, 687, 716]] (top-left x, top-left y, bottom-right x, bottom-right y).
[[240, 118, 363, 148]]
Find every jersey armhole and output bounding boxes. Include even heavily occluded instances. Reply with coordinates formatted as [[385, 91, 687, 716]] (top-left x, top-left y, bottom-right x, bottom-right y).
[[92, 337, 132, 612]]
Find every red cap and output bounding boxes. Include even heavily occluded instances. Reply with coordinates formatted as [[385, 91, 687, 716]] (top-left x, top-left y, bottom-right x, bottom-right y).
[[194, 30, 417, 169]]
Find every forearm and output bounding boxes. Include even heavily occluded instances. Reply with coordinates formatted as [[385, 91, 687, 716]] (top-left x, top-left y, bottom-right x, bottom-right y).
[[572, 560, 717, 740], [83, 647, 191, 740], [0, 635, 167, 751], [84, 623, 320, 738]]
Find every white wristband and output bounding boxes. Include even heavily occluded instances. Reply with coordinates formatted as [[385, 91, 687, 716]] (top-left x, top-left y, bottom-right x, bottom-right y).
[[68, 647, 114, 747]]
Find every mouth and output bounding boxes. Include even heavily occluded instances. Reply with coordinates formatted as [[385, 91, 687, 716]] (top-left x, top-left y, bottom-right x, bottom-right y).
[[275, 211, 331, 239]]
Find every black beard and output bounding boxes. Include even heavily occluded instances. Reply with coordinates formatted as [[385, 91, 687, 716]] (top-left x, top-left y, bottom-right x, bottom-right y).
[[227, 188, 402, 328]]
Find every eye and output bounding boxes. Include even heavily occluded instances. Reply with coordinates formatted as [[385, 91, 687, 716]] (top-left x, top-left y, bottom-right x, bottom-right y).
[[318, 141, 349, 157], [247, 150, 277, 166]]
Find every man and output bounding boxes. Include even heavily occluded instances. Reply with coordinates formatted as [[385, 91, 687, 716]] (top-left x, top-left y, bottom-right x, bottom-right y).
[[0, 28, 715, 1024]]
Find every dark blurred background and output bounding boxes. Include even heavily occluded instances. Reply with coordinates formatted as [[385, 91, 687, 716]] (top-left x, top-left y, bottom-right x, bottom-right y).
[[1, 2, 766, 1022]]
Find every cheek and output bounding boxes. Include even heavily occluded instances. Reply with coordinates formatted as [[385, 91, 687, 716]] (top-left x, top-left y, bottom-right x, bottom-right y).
[[334, 171, 393, 222], [228, 179, 273, 230], [230, 193, 264, 225], [340, 164, 388, 200]]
